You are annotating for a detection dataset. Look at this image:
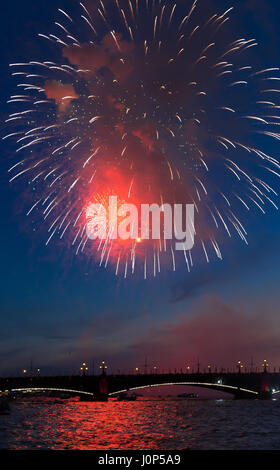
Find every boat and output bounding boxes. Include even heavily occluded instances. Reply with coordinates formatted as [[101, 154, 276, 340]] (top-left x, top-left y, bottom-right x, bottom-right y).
[[79, 394, 108, 402], [177, 393, 198, 399], [117, 393, 137, 401]]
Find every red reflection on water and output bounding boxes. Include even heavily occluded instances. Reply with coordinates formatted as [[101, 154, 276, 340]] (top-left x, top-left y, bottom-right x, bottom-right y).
[[6, 398, 196, 450]]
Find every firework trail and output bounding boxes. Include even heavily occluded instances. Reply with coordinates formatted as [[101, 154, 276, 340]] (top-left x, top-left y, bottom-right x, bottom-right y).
[[5, 0, 280, 278]]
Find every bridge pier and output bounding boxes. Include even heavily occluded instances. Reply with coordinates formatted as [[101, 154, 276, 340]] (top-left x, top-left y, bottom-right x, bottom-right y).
[[258, 390, 272, 400], [259, 374, 273, 400], [80, 369, 108, 401], [97, 370, 108, 401]]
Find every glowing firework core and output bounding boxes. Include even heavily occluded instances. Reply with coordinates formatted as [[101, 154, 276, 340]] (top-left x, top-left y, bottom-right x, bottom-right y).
[[86, 196, 195, 251]]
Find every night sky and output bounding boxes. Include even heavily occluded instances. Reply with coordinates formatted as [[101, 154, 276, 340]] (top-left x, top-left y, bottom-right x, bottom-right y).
[[1, 0, 280, 377]]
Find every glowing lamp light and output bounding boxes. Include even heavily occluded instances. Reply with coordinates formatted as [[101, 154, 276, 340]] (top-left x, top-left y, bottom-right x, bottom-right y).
[[100, 360, 108, 371], [262, 359, 269, 372], [80, 361, 89, 375]]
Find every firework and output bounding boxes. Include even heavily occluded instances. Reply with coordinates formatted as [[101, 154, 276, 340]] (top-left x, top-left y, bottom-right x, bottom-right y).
[[5, 0, 280, 278]]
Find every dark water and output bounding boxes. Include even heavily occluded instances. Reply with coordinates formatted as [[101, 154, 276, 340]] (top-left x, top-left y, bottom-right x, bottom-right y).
[[0, 398, 280, 450]]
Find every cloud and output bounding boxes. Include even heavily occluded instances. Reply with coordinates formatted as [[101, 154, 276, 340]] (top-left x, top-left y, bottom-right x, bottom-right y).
[[2, 295, 279, 375], [44, 80, 79, 111], [126, 296, 280, 370], [170, 231, 280, 302], [62, 33, 134, 82]]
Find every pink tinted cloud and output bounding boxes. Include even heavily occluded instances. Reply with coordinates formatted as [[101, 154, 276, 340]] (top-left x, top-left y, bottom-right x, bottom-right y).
[[44, 80, 79, 111], [62, 33, 134, 82], [128, 296, 280, 371]]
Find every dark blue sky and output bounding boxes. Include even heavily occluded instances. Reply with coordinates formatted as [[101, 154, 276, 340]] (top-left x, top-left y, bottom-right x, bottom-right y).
[[1, 0, 280, 376]]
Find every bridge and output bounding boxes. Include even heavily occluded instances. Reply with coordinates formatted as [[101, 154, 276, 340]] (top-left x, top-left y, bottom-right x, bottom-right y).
[[1, 371, 279, 400]]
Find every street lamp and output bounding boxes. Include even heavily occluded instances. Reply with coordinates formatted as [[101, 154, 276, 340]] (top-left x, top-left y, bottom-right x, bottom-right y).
[[186, 365, 190, 373], [208, 365, 212, 373], [262, 359, 269, 373], [99, 360, 108, 374], [237, 361, 243, 373], [23, 369, 27, 376], [80, 362, 89, 376]]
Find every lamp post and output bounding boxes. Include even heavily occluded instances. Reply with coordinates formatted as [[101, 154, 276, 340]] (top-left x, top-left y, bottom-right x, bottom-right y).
[[237, 361, 243, 374], [262, 359, 269, 373], [80, 362, 89, 376], [99, 360, 108, 374]]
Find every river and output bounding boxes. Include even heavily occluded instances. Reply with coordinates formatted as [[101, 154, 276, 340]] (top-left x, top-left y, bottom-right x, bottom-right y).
[[0, 398, 279, 450]]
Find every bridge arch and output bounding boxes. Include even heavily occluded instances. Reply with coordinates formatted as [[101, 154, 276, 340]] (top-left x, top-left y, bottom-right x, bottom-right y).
[[108, 382, 259, 399], [9, 387, 95, 398]]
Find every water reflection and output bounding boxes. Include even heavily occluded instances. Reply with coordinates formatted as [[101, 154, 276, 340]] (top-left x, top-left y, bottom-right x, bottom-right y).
[[1, 398, 280, 450]]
